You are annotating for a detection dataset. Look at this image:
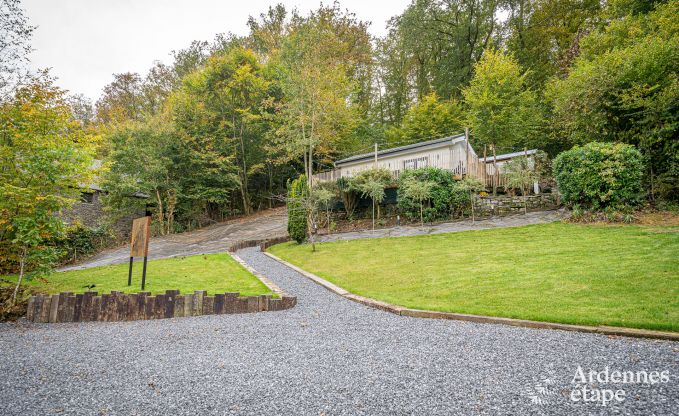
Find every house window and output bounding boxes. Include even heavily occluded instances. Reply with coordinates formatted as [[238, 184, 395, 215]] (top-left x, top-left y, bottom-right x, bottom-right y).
[[80, 192, 94, 204], [403, 156, 429, 170]]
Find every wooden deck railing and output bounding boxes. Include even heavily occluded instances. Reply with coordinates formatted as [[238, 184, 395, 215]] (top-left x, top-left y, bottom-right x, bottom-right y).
[[311, 169, 342, 183], [311, 154, 509, 190]]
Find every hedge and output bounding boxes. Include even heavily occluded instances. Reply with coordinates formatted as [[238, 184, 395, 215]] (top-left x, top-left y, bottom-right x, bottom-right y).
[[553, 142, 644, 210], [287, 175, 308, 243]]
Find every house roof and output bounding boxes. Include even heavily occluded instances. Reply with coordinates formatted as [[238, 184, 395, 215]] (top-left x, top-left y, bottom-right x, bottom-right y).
[[479, 149, 538, 163], [335, 133, 466, 167]]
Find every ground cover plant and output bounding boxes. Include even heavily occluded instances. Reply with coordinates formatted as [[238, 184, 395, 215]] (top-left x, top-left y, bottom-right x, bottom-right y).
[[269, 222, 679, 332], [2, 253, 274, 296]]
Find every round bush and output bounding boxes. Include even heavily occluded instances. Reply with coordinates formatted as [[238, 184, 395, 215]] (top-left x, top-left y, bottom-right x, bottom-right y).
[[553, 142, 644, 210]]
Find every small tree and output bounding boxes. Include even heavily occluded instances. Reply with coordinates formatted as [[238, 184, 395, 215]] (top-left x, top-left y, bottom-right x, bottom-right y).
[[504, 156, 537, 214], [401, 178, 435, 227], [397, 167, 456, 222], [0, 74, 96, 303], [353, 168, 391, 231], [360, 179, 386, 231], [336, 177, 358, 219], [457, 177, 486, 223], [314, 187, 335, 233], [301, 187, 331, 252], [286, 180, 330, 252]]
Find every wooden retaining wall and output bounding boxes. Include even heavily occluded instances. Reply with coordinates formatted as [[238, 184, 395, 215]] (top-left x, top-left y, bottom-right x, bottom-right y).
[[25, 290, 297, 323]]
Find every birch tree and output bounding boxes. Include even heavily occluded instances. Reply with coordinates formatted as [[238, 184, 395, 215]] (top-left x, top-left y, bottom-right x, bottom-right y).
[[277, 6, 368, 184]]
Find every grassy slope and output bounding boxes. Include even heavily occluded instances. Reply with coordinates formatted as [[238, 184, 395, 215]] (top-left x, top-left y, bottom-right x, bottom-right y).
[[7, 253, 273, 296], [269, 223, 679, 331]]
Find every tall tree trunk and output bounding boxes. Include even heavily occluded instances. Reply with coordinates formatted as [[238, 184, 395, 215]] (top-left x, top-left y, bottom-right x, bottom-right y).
[[303, 150, 308, 180], [268, 162, 274, 209], [11, 246, 27, 305], [308, 107, 314, 187], [166, 189, 176, 234], [238, 124, 251, 216], [155, 189, 165, 235], [308, 144, 313, 187]]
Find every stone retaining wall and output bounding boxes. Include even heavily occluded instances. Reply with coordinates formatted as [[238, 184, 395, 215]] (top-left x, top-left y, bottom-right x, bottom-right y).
[[474, 194, 559, 216], [62, 191, 147, 239], [228, 235, 291, 252], [25, 290, 296, 323]]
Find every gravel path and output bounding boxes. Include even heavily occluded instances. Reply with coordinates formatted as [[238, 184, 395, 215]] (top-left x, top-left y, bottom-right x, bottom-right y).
[[1, 247, 677, 415]]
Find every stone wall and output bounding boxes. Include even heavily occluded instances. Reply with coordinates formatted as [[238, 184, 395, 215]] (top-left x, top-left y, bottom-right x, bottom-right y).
[[227, 235, 291, 252], [61, 191, 105, 228], [474, 193, 559, 216], [25, 290, 296, 323], [61, 191, 146, 238]]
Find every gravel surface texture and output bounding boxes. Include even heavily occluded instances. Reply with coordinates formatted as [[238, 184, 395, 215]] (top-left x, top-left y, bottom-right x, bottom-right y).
[[1, 247, 677, 415]]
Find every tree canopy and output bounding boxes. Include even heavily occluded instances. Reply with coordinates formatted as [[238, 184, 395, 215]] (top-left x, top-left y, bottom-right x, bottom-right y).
[[463, 49, 543, 152], [0, 73, 97, 297], [4, 0, 676, 248]]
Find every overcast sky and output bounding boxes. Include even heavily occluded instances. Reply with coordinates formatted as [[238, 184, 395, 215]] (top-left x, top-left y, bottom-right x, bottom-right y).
[[23, 0, 411, 101]]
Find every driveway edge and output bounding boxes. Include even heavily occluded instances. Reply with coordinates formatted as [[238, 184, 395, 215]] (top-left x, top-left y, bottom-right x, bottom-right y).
[[263, 251, 678, 341], [231, 252, 294, 300]]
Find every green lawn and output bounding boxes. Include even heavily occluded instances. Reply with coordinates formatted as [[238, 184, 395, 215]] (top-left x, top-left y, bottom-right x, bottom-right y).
[[7, 253, 274, 297], [269, 223, 679, 332]]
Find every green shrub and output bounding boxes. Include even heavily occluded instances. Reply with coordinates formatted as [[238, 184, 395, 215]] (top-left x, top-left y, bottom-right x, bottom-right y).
[[287, 175, 308, 243], [553, 142, 644, 210], [448, 182, 471, 217], [53, 222, 114, 265], [352, 168, 392, 222], [401, 176, 436, 225], [336, 176, 359, 219], [351, 168, 394, 189], [397, 167, 457, 222]]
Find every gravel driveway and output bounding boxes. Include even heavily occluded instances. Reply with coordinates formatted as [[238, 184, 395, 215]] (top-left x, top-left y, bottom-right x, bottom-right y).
[[60, 208, 287, 271], [1, 247, 677, 415]]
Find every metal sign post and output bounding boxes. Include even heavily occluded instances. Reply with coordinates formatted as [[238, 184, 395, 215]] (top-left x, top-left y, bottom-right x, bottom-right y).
[[128, 216, 152, 290]]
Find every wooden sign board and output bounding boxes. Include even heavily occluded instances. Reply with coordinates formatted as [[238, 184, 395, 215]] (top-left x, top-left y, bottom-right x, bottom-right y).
[[130, 216, 151, 257]]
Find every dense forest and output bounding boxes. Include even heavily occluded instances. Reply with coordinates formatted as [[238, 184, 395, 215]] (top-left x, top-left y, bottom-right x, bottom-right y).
[[2, 0, 678, 238]]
